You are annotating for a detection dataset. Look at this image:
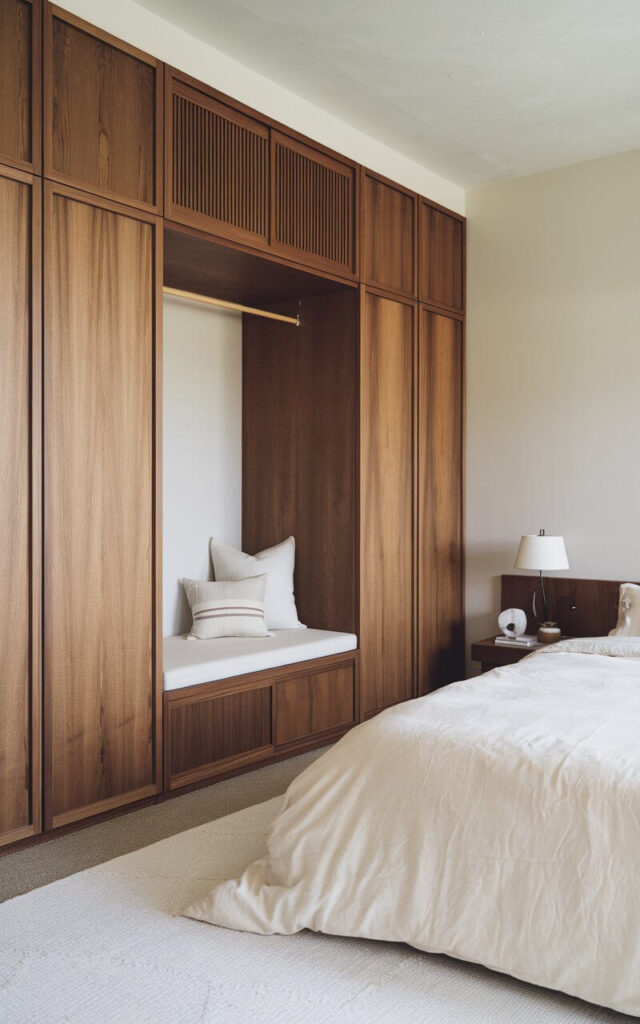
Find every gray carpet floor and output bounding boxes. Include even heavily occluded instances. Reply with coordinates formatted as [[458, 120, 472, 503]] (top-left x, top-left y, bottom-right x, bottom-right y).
[[0, 748, 324, 903]]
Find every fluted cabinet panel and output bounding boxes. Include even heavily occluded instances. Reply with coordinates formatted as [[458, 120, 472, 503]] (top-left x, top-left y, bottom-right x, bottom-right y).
[[166, 76, 269, 246], [272, 132, 356, 275]]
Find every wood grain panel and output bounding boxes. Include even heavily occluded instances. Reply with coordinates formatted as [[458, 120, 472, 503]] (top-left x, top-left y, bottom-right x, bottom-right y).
[[0, 0, 41, 172], [45, 6, 161, 211], [243, 289, 357, 633], [417, 310, 464, 694], [44, 184, 159, 827], [169, 686, 271, 777], [361, 170, 416, 297], [419, 202, 464, 312], [501, 575, 638, 638], [275, 664, 355, 747], [166, 76, 269, 245], [360, 290, 414, 715], [0, 167, 41, 845], [272, 132, 356, 275]]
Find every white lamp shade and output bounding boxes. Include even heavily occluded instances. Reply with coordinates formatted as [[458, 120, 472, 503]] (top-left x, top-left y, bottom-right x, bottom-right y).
[[514, 534, 569, 572]]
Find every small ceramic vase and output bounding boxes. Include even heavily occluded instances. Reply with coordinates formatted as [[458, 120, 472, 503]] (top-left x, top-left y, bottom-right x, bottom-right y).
[[538, 621, 561, 644]]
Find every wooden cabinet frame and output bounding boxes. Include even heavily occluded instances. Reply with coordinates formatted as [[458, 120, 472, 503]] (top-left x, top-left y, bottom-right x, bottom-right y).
[[0, 163, 42, 847], [43, 4, 163, 213]]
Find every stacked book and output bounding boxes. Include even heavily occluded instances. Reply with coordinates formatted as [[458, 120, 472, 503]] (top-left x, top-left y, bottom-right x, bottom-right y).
[[494, 634, 542, 648]]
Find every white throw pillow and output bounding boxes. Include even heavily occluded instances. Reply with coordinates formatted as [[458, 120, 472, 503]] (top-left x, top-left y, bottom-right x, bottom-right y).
[[210, 536, 305, 630], [609, 582, 640, 637], [182, 576, 270, 639]]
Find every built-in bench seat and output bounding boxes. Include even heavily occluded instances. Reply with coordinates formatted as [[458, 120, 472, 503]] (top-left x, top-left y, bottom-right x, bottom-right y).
[[163, 629, 360, 792], [163, 629, 358, 691]]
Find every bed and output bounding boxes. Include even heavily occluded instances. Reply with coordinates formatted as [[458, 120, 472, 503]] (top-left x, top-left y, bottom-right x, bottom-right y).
[[186, 635, 640, 1016]]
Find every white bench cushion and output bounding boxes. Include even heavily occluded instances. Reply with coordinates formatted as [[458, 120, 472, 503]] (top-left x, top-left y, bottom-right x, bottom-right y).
[[163, 629, 358, 691]]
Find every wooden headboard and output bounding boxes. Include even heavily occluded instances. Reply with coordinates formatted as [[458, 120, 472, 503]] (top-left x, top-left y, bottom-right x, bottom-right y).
[[501, 575, 637, 637]]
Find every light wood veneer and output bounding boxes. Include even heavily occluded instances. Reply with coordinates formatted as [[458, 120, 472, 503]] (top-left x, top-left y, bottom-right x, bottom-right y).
[[44, 184, 161, 828], [0, 165, 41, 846]]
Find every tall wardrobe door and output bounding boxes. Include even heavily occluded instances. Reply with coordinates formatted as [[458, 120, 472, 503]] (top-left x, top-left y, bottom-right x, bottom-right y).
[[0, 166, 41, 846], [44, 184, 160, 829], [417, 309, 464, 694], [360, 290, 414, 716]]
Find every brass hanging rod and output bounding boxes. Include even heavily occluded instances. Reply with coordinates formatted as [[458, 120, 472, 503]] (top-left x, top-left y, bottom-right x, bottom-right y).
[[163, 287, 300, 326]]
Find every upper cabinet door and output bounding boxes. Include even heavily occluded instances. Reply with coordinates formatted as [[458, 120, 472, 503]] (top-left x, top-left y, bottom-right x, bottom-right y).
[[271, 132, 357, 277], [44, 5, 162, 212], [419, 201, 464, 313], [0, 165, 41, 846], [165, 70, 270, 247], [361, 170, 416, 298], [0, 0, 41, 172]]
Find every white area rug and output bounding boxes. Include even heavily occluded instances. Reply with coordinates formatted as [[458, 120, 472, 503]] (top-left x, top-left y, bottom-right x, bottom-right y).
[[0, 798, 628, 1023]]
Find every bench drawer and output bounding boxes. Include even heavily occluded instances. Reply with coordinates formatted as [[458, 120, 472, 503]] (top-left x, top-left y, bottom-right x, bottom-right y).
[[169, 686, 271, 783], [275, 664, 356, 747]]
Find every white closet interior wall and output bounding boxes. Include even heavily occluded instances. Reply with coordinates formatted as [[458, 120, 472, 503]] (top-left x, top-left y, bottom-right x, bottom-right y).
[[163, 296, 243, 636]]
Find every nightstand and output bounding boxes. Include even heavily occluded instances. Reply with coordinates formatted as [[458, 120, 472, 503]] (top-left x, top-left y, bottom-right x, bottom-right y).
[[471, 637, 543, 673]]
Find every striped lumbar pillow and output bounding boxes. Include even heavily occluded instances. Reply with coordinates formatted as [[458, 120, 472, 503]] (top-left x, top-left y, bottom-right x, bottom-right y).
[[182, 575, 270, 639]]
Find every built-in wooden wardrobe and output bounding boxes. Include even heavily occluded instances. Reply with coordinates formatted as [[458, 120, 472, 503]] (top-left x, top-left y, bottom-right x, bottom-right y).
[[0, 0, 464, 851], [359, 172, 465, 717]]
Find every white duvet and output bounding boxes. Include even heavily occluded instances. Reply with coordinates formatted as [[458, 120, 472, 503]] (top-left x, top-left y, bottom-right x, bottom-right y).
[[185, 639, 640, 1016]]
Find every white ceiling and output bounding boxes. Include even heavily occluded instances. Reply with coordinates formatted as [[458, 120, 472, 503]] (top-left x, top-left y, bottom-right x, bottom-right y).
[[138, 0, 640, 189]]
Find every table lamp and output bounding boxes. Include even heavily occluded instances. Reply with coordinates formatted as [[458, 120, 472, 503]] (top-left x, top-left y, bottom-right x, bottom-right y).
[[514, 529, 569, 639]]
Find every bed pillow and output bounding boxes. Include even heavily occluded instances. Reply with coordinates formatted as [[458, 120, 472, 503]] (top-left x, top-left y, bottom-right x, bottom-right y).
[[538, 636, 640, 659], [609, 582, 640, 637], [210, 536, 305, 630], [182, 576, 270, 640]]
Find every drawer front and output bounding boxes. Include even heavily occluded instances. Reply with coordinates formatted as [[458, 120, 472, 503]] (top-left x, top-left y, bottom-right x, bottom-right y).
[[275, 664, 356, 747], [169, 685, 272, 779]]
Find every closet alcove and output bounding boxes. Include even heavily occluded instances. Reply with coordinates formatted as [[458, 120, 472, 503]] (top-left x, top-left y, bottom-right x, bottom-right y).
[[163, 225, 357, 635], [161, 226, 359, 790]]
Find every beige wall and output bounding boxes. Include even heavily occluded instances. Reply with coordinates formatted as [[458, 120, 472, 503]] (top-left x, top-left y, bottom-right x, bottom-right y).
[[466, 149, 640, 662]]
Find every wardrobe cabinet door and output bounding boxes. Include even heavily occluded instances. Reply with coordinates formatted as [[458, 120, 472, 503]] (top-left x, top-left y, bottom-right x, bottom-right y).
[[359, 291, 414, 716], [417, 309, 464, 694], [166, 72, 270, 247], [419, 201, 464, 313], [0, 167, 41, 846], [272, 131, 357, 277], [361, 170, 416, 297], [0, 0, 41, 172], [44, 185, 160, 829], [44, 5, 162, 212]]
